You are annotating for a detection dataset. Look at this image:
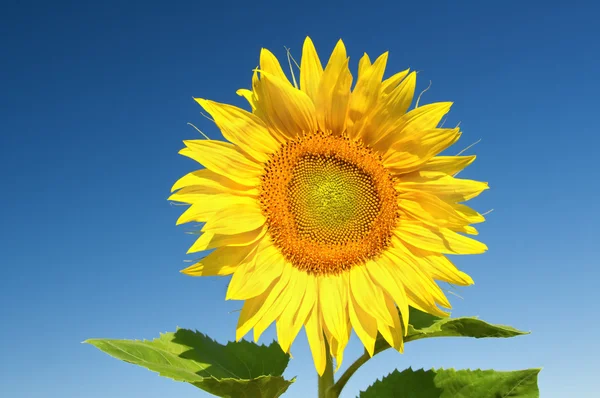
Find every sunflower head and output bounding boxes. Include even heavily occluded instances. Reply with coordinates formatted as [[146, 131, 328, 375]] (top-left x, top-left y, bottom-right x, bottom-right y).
[[170, 37, 488, 375]]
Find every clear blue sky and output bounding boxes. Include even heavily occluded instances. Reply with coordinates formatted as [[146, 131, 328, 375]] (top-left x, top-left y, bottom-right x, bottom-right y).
[[1, 1, 598, 397]]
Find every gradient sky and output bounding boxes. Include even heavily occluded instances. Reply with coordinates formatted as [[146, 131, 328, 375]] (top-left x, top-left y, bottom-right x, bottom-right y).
[[1, 1, 598, 397]]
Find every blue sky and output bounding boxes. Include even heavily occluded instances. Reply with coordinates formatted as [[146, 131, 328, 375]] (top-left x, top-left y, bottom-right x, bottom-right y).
[[1, 1, 598, 397]]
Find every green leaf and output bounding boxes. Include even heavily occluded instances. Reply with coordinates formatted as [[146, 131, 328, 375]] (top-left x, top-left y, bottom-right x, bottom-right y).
[[359, 367, 541, 398], [375, 307, 528, 352], [85, 328, 294, 398]]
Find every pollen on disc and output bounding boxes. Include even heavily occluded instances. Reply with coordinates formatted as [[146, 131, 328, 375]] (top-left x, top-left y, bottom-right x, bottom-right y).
[[259, 133, 399, 275]]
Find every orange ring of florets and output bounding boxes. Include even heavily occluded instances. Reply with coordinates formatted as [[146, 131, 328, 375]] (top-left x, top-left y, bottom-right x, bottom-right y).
[[259, 132, 399, 275]]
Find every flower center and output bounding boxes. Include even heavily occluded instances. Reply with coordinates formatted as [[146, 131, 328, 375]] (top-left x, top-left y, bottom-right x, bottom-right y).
[[288, 154, 379, 244], [259, 133, 398, 275]]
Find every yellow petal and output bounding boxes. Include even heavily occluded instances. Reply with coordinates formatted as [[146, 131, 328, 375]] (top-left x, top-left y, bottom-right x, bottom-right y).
[[174, 202, 214, 225], [419, 155, 476, 176], [397, 190, 476, 231], [376, 294, 404, 352], [381, 251, 448, 317], [318, 273, 349, 344], [276, 268, 310, 353], [452, 203, 485, 224], [349, 265, 394, 327], [365, 260, 409, 333], [180, 241, 259, 276], [226, 240, 286, 300], [389, 244, 452, 309], [305, 301, 326, 376], [348, 52, 388, 125], [360, 71, 416, 145], [253, 263, 296, 341], [260, 48, 290, 83], [236, 88, 256, 111], [194, 99, 280, 162], [374, 100, 450, 151], [278, 272, 316, 353], [383, 128, 461, 174], [348, 288, 378, 356], [300, 37, 323, 104], [186, 226, 266, 254], [395, 171, 489, 202], [236, 280, 280, 340], [404, 245, 474, 286], [174, 195, 257, 225], [380, 69, 410, 96], [323, 320, 349, 371], [201, 200, 266, 235], [254, 70, 317, 139], [315, 39, 353, 135], [180, 140, 262, 186], [357, 53, 371, 78], [394, 221, 488, 255], [171, 168, 258, 193], [169, 188, 256, 205]]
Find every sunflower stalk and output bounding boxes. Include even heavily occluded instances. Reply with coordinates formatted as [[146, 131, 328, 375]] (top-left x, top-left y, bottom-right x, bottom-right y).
[[318, 340, 336, 398], [330, 348, 373, 397]]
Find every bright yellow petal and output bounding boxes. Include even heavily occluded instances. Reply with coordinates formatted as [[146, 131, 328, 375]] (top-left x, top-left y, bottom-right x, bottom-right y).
[[404, 245, 474, 286], [260, 48, 290, 83], [376, 294, 404, 352], [373, 100, 451, 151], [395, 171, 489, 202], [348, 52, 388, 126], [171, 168, 258, 193], [254, 70, 317, 139], [394, 221, 488, 255], [226, 240, 287, 300], [365, 260, 409, 333], [452, 203, 485, 224], [300, 37, 323, 104], [275, 268, 310, 352], [305, 301, 326, 376], [169, 187, 255, 205], [357, 53, 371, 78], [322, 320, 350, 371], [349, 265, 394, 327], [380, 69, 410, 96], [180, 240, 259, 276], [383, 128, 461, 173], [278, 272, 316, 353], [186, 226, 266, 254], [174, 195, 257, 225], [359, 71, 416, 144], [348, 287, 378, 356], [180, 140, 262, 186], [236, 281, 279, 340], [201, 200, 266, 235], [381, 251, 448, 317], [235, 88, 256, 111], [194, 99, 280, 162], [253, 262, 296, 341], [419, 155, 476, 176], [315, 39, 352, 135], [318, 273, 349, 345], [389, 244, 452, 309], [397, 190, 477, 231]]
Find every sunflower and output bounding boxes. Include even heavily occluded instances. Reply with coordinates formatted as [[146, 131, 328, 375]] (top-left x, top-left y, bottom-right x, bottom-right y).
[[170, 37, 488, 375]]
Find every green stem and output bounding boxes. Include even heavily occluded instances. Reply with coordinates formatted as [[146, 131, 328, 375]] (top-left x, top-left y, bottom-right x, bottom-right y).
[[318, 342, 335, 398], [330, 345, 390, 396]]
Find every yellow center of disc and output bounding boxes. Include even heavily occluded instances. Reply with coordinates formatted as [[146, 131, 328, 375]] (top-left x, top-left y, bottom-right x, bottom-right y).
[[288, 154, 379, 245], [259, 133, 398, 275]]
